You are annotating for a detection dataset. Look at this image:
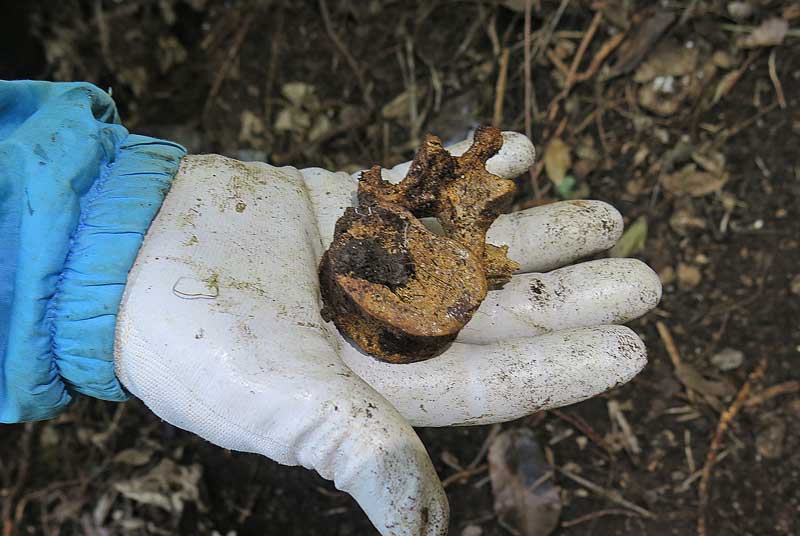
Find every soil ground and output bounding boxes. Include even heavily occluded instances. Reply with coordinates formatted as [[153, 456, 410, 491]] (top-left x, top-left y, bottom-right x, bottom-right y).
[[1, 1, 798, 535]]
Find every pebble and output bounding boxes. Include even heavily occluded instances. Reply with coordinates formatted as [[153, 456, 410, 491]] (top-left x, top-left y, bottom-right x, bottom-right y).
[[727, 1, 754, 20], [790, 274, 800, 295], [677, 263, 702, 288], [659, 265, 676, 286], [756, 417, 786, 460], [710, 348, 744, 371]]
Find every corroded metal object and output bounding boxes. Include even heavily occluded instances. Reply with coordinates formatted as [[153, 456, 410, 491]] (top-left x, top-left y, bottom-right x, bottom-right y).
[[320, 126, 518, 363]]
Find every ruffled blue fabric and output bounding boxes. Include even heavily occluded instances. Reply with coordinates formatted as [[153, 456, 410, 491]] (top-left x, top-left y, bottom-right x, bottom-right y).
[[0, 81, 185, 422]]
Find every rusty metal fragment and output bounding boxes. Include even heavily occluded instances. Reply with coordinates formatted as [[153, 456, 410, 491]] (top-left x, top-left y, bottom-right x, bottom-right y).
[[320, 126, 519, 363]]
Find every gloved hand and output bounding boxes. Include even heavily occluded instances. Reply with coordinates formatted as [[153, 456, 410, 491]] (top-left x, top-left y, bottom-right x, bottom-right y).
[[115, 131, 661, 535]]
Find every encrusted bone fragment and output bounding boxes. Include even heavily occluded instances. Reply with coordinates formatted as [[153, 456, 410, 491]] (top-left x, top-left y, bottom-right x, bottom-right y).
[[320, 126, 519, 363]]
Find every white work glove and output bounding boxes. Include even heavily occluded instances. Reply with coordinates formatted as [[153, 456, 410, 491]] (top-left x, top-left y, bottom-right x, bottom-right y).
[[115, 132, 661, 535]]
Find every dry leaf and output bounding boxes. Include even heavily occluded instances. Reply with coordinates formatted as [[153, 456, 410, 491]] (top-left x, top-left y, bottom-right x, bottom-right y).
[[157, 36, 187, 73], [691, 150, 726, 175], [239, 110, 266, 147], [670, 207, 706, 234], [274, 107, 311, 133], [281, 81, 317, 107], [610, 216, 647, 258], [544, 138, 571, 185], [308, 114, 332, 143], [662, 165, 728, 196], [634, 40, 699, 83], [638, 82, 684, 116], [488, 428, 561, 536], [676, 262, 702, 288], [113, 448, 154, 467], [737, 18, 789, 48], [608, 400, 641, 455], [118, 66, 149, 97], [114, 459, 203, 514], [713, 68, 742, 103], [674, 362, 735, 398], [712, 50, 738, 69], [499, 0, 527, 13], [381, 87, 425, 120]]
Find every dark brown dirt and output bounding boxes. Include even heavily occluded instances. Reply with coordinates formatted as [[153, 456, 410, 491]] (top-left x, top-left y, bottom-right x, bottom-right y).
[[2, 1, 799, 535]]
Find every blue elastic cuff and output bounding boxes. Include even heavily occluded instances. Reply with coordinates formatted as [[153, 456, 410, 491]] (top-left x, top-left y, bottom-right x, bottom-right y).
[[0, 81, 186, 422], [50, 135, 185, 403]]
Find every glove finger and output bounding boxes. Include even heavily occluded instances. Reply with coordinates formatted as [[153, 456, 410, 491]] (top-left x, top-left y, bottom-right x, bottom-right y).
[[457, 258, 661, 344], [342, 325, 647, 427], [382, 130, 536, 182], [487, 199, 624, 273]]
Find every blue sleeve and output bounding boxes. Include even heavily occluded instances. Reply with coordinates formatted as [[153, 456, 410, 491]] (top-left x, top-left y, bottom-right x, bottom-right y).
[[0, 80, 186, 423]]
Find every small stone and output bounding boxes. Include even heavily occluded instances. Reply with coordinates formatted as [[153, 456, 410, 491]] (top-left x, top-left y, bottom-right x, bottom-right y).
[[712, 50, 738, 69], [39, 425, 60, 448], [659, 266, 676, 286], [727, 1, 753, 20], [790, 274, 800, 295], [677, 263, 702, 288], [461, 526, 483, 536], [710, 348, 744, 371], [756, 417, 786, 460], [626, 177, 646, 196]]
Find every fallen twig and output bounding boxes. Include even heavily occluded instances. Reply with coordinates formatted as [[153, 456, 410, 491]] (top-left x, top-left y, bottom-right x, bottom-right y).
[[94, 0, 114, 71], [745, 380, 800, 408], [561, 508, 641, 527], [719, 23, 800, 38], [558, 466, 655, 519], [546, 49, 570, 78], [264, 7, 285, 125], [523, 0, 539, 198], [492, 47, 511, 127], [547, 11, 603, 121], [319, 0, 374, 110], [468, 424, 502, 469], [713, 51, 759, 105], [767, 50, 787, 109], [656, 321, 682, 368], [575, 31, 626, 82], [551, 408, 615, 458], [204, 14, 253, 117], [442, 464, 488, 488], [697, 358, 767, 536]]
